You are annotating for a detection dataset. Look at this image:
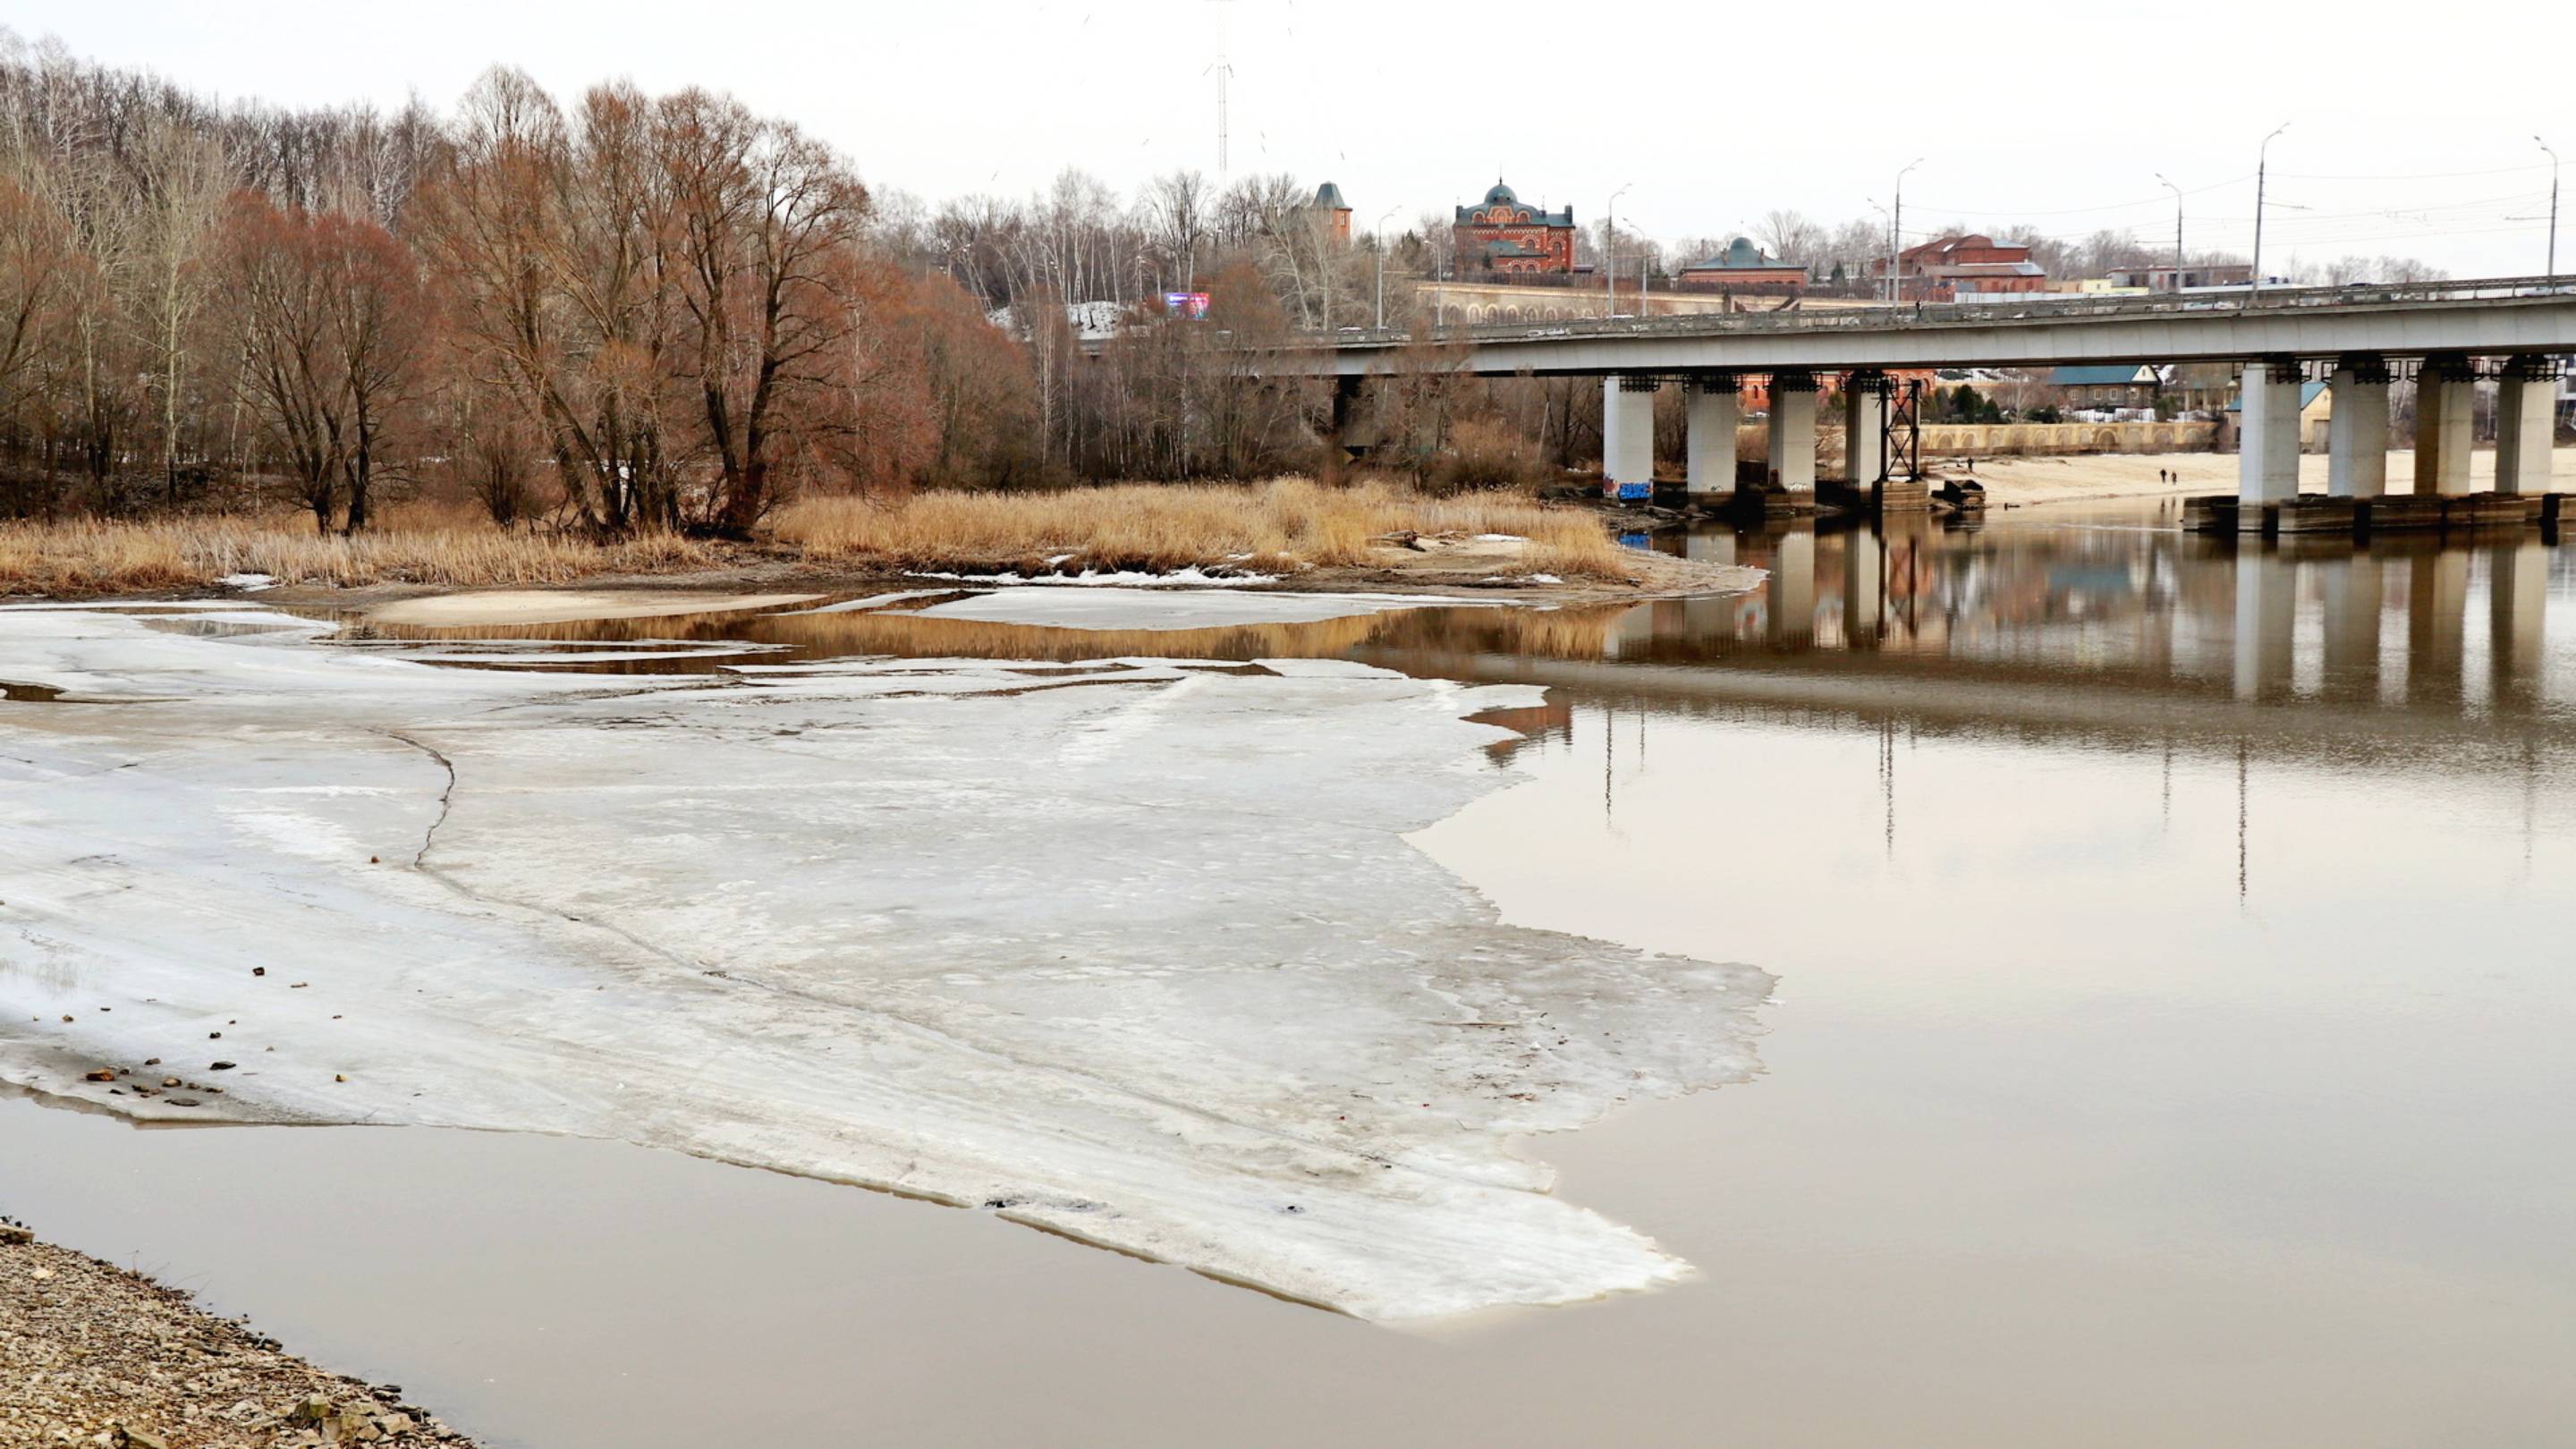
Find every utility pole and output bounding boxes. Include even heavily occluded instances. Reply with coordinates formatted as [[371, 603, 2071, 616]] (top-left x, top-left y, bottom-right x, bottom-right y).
[[2156, 173, 2183, 291], [1606, 182, 1631, 318], [1204, 0, 1233, 175], [1891, 157, 1922, 305], [1373, 205, 1399, 328], [2252, 122, 2290, 295], [2540, 137, 2561, 279]]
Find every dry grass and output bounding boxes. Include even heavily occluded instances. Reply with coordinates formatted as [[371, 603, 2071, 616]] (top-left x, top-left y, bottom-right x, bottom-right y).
[[771, 478, 1631, 580], [0, 479, 1633, 597], [0, 504, 717, 597]]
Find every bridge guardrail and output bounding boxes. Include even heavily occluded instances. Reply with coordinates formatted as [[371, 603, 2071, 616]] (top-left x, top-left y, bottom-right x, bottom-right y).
[[1298, 275, 2576, 352]]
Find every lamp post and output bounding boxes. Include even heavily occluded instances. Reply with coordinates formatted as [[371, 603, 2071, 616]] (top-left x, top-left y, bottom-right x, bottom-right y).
[[2539, 137, 2560, 279], [2155, 173, 2183, 291], [1373, 205, 1401, 329], [2252, 122, 2290, 296], [1889, 157, 1923, 304], [1606, 182, 1631, 317]]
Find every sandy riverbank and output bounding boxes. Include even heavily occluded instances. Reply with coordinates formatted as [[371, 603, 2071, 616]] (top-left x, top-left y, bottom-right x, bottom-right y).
[[0, 1222, 479, 1447], [1960, 446, 2576, 507]]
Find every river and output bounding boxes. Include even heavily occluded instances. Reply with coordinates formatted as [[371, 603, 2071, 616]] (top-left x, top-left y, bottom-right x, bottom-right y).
[[4, 497, 2571, 1446]]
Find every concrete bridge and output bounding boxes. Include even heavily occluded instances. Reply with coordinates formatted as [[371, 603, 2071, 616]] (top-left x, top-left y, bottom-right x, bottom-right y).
[[1274, 276, 2576, 521]]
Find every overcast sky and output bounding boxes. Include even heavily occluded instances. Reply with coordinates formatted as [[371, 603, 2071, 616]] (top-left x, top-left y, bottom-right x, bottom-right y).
[[11, 1, 2573, 277]]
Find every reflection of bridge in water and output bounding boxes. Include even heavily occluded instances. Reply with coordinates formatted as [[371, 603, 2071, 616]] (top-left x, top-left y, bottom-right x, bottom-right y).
[[1353, 507, 2575, 781]]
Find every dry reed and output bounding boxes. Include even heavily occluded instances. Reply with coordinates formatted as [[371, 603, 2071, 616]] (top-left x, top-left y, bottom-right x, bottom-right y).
[[0, 479, 1632, 597], [770, 479, 1631, 580]]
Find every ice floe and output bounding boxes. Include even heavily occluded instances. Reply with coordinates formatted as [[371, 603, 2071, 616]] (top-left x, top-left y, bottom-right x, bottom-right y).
[[0, 604, 1768, 1320]]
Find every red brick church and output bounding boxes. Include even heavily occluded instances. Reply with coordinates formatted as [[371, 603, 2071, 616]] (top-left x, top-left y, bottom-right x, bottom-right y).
[[1453, 179, 1580, 275]]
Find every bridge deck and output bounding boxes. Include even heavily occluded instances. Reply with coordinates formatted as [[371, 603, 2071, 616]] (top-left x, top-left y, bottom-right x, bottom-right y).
[[1254, 277, 2576, 377]]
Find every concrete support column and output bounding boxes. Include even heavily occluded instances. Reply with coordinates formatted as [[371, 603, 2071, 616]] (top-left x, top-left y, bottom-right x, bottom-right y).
[[1767, 371, 1818, 494], [1324, 374, 1362, 486], [2326, 355, 2390, 499], [2237, 357, 2302, 521], [2412, 353, 2475, 496], [1684, 374, 1741, 497], [2493, 354, 2558, 496], [1842, 370, 1889, 486], [1602, 375, 1657, 500]]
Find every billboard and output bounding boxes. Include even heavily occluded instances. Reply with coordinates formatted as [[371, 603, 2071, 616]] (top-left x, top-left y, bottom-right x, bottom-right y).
[[1162, 291, 1211, 319]]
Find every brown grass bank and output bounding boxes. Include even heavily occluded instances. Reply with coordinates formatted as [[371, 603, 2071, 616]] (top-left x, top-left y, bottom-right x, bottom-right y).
[[1, 480, 1637, 598]]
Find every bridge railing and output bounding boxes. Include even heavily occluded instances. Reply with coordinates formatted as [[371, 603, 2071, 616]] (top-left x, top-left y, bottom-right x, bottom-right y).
[[1304, 275, 2576, 350]]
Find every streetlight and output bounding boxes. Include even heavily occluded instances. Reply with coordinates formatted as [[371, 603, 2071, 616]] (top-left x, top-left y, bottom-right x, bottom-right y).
[[2251, 122, 2290, 296], [1889, 157, 1923, 304], [2155, 174, 2183, 291], [1372, 205, 1401, 329], [1606, 182, 1631, 317], [2539, 137, 2561, 279]]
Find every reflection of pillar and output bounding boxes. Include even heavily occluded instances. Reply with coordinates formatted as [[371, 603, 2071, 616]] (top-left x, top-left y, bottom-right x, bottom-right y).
[[1325, 374, 1362, 485], [2493, 355, 2558, 496], [2412, 353, 2475, 496], [1843, 525, 1885, 643], [2318, 551, 2383, 696], [2326, 355, 2390, 498], [2237, 356, 2302, 520], [1767, 371, 1818, 494], [1768, 528, 1815, 648], [2232, 547, 2296, 699], [1684, 374, 1741, 496], [2407, 550, 2469, 700], [2490, 538, 2549, 697], [1842, 370, 1889, 486]]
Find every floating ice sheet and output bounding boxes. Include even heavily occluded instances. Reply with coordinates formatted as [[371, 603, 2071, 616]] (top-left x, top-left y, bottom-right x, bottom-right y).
[[0, 606, 1768, 1320]]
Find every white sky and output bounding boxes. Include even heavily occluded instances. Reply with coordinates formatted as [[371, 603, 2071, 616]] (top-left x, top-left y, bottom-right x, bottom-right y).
[[12, 0, 2574, 277]]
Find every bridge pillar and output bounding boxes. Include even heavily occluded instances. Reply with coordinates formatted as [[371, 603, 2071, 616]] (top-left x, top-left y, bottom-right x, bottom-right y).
[[1324, 374, 1363, 486], [1841, 371, 1890, 487], [1767, 371, 1819, 494], [2412, 353, 2475, 496], [2493, 354, 2558, 496], [2237, 357, 2303, 525], [1602, 375, 1657, 501], [1684, 374, 1741, 497], [2326, 356, 2390, 499]]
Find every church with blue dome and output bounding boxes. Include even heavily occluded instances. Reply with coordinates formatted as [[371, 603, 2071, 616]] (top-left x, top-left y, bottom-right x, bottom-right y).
[[1453, 179, 1580, 275]]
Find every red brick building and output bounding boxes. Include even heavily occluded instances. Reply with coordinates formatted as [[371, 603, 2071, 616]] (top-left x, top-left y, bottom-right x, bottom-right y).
[[1880, 233, 2047, 300], [1677, 235, 1808, 292], [1309, 182, 1352, 245], [1453, 180, 1579, 275]]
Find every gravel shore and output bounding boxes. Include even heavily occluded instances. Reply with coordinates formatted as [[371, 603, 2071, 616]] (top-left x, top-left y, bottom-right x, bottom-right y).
[[1, 1221, 479, 1448]]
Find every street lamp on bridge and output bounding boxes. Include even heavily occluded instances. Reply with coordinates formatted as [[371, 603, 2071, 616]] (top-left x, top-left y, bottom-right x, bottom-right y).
[[1889, 158, 1923, 305], [1605, 182, 1632, 318], [1373, 206, 1401, 329], [2251, 122, 2290, 296], [2539, 136, 2561, 280], [2156, 174, 2184, 292]]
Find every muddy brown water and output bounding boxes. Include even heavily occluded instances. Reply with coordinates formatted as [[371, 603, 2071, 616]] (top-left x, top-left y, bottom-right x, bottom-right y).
[[5, 498, 2572, 1447]]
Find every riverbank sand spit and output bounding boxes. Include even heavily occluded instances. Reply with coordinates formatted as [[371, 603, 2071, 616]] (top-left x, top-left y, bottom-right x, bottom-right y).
[[1, 1223, 480, 1448]]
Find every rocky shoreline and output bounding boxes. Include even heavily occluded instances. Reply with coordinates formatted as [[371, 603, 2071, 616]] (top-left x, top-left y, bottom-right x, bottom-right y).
[[1, 1221, 479, 1448]]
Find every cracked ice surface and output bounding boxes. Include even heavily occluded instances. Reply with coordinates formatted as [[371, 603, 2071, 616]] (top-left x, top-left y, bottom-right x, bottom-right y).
[[0, 604, 1769, 1320]]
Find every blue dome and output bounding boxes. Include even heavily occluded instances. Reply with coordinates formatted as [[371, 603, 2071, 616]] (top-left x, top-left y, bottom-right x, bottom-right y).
[[1483, 180, 1519, 206]]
